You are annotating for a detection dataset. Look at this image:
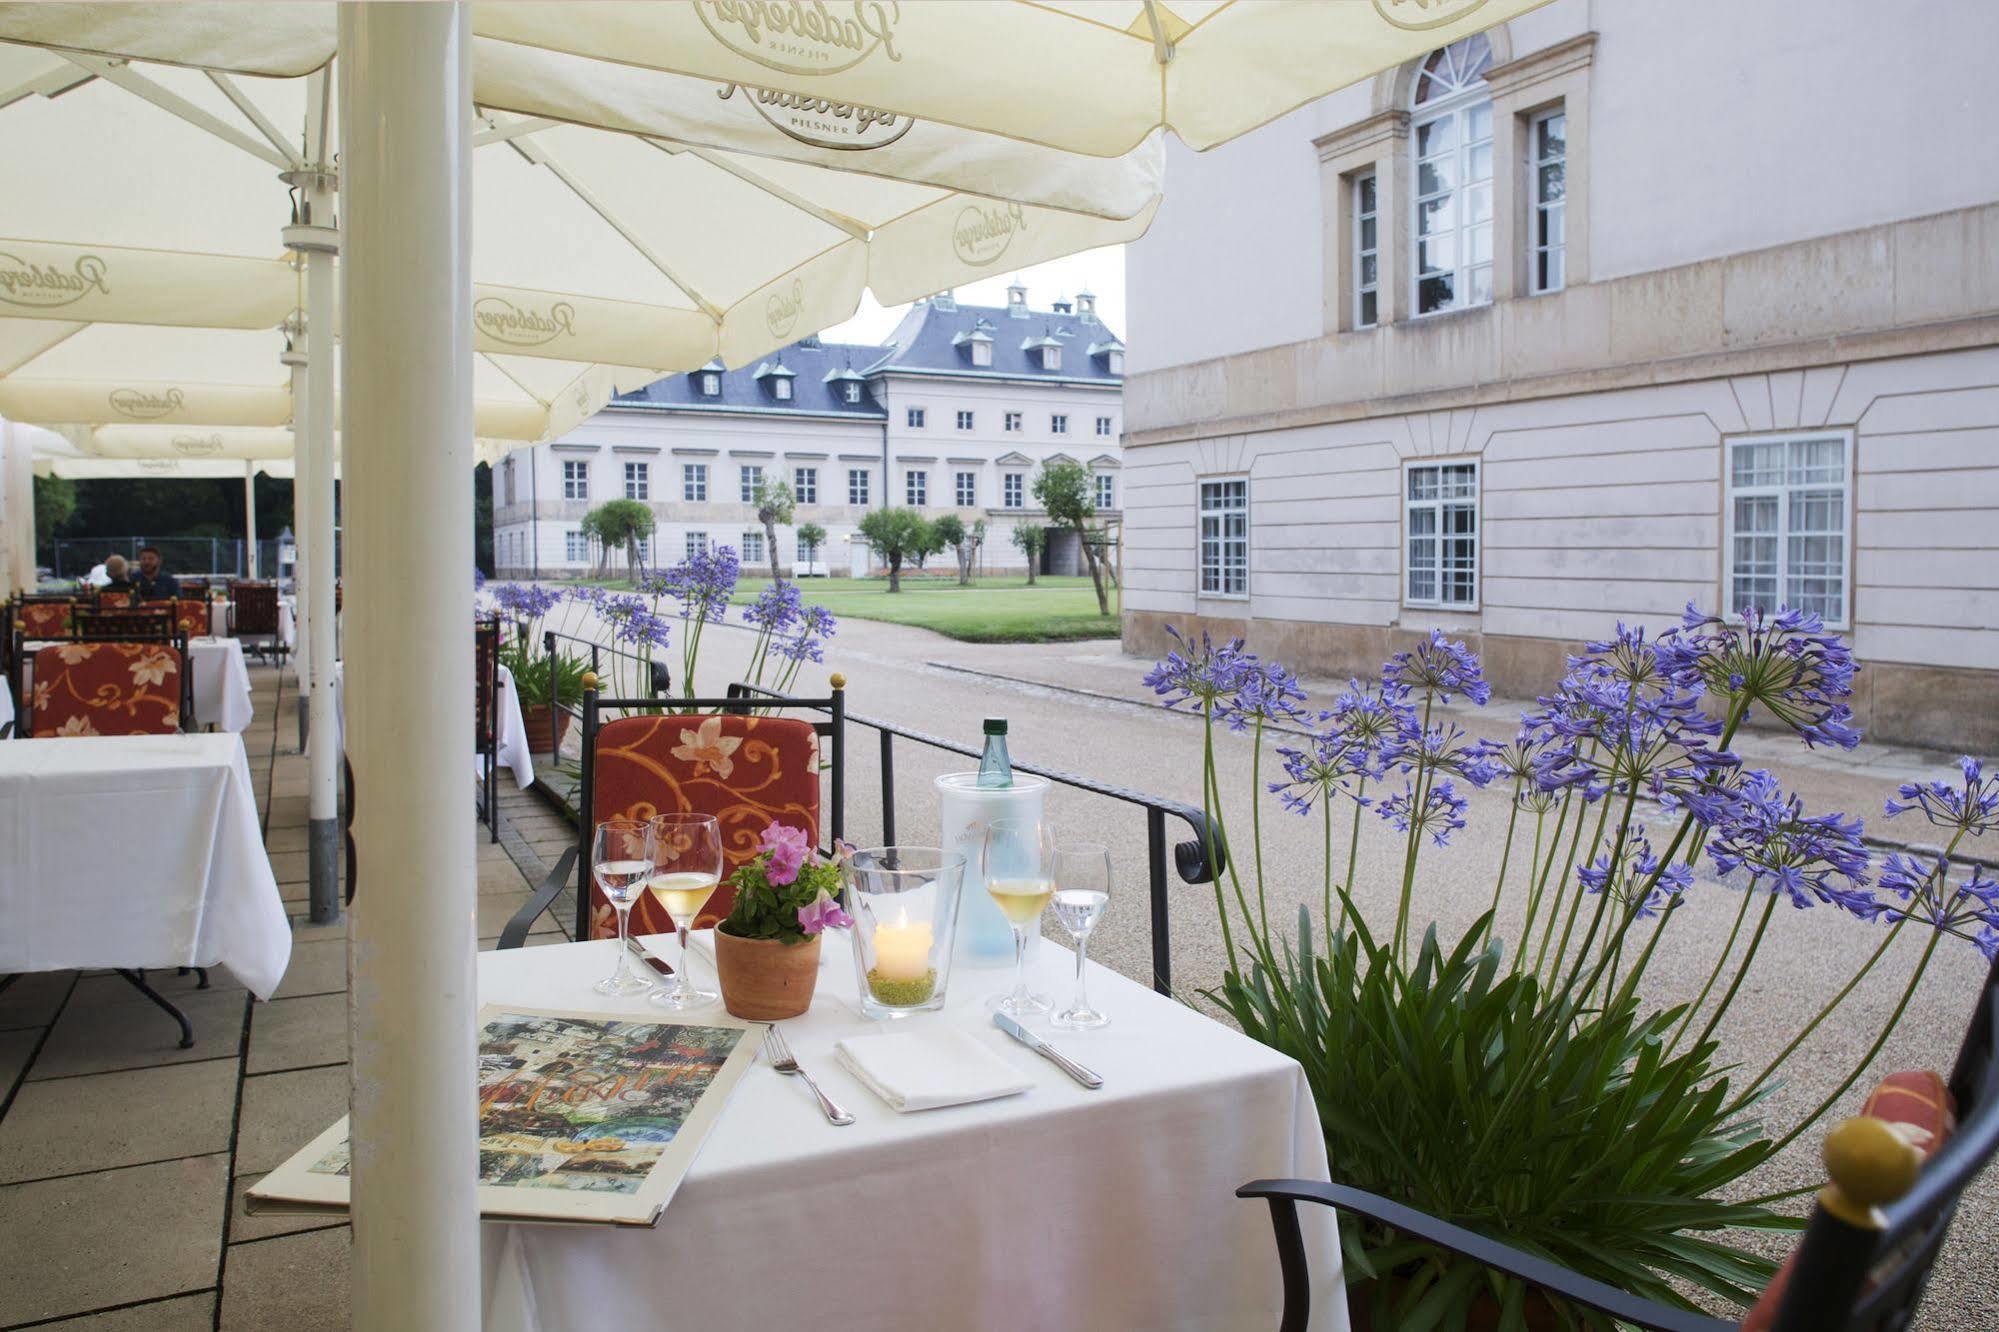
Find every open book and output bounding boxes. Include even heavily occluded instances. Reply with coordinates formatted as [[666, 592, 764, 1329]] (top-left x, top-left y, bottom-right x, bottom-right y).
[[248, 1003, 764, 1227]]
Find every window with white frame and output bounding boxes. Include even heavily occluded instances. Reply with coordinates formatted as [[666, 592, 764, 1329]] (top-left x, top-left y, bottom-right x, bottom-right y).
[[956, 471, 977, 506], [1411, 35, 1494, 317], [1404, 461, 1479, 607], [848, 468, 870, 506], [1094, 473, 1115, 509], [794, 466, 817, 504], [1051, 414, 1068, 435], [682, 462, 707, 502], [1005, 411, 1022, 432], [956, 410, 975, 430], [1096, 415, 1114, 437], [701, 372, 720, 396], [773, 378, 793, 401], [1003, 472, 1024, 508], [971, 341, 992, 367], [741, 530, 766, 564], [1726, 433, 1851, 626], [1353, 170, 1380, 328], [740, 464, 762, 503], [623, 461, 649, 500], [908, 407, 926, 428], [561, 459, 589, 500], [843, 381, 863, 404], [1041, 345, 1062, 371], [1198, 478, 1249, 597], [906, 470, 928, 506], [1529, 108, 1567, 294], [565, 529, 588, 562], [685, 531, 708, 560]]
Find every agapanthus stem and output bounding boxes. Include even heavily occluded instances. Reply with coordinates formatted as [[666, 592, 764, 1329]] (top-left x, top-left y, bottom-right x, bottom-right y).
[[1769, 926, 1944, 1158], [1393, 694, 1436, 964], [1512, 809, 1550, 972], [1729, 914, 1911, 1116], [1555, 788, 1637, 995], [1667, 887, 1756, 1055], [1251, 715, 1272, 943], [1321, 799, 1334, 936], [1339, 779, 1367, 937], [1536, 786, 1612, 979], [1692, 890, 1781, 1052], [1482, 780, 1524, 942], [1199, 703, 1240, 971]]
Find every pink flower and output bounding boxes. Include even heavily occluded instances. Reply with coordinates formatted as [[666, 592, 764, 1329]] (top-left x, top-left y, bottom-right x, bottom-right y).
[[759, 821, 811, 886], [797, 890, 853, 936]]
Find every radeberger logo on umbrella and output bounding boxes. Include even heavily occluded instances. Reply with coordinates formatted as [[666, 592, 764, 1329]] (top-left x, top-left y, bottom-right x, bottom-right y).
[[109, 387, 186, 421], [474, 296, 577, 347], [1370, 0, 1489, 31], [171, 434, 225, 457], [766, 278, 805, 337], [696, 0, 903, 75], [0, 251, 109, 309], [717, 81, 912, 151], [952, 202, 1026, 266], [138, 459, 182, 474]]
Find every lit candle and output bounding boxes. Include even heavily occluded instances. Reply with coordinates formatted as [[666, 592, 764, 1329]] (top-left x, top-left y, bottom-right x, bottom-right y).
[[872, 906, 933, 982]]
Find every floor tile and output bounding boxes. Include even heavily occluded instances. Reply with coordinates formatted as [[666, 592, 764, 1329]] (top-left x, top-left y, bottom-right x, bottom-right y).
[[230, 1172, 348, 1244], [219, 1225, 350, 1332], [28, 987, 249, 1080], [236, 1064, 347, 1175], [267, 850, 309, 881], [0, 972, 73, 1032], [272, 938, 349, 999], [0, 1028, 40, 1100], [246, 993, 347, 1075], [29, 1291, 217, 1329], [0, 1060, 239, 1184], [0, 1153, 227, 1325]]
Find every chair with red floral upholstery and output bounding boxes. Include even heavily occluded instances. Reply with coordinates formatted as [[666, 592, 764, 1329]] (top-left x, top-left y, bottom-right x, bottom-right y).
[[1240, 952, 1999, 1332], [15, 596, 78, 642], [174, 598, 211, 639], [27, 641, 185, 737], [97, 589, 134, 609], [498, 674, 847, 949]]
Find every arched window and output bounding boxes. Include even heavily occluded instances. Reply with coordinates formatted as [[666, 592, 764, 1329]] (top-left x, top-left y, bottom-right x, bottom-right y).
[[1411, 34, 1494, 316]]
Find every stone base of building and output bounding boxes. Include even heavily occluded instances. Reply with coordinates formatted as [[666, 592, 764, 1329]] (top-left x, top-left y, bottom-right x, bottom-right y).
[[1122, 609, 1997, 754]]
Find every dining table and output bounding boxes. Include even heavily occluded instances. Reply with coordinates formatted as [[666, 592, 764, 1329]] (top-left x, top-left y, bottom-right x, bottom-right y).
[[0, 732, 291, 999], [478, 931, 1345, 1331], [186, 635, 255, 732], [318, 660, 535, 791]]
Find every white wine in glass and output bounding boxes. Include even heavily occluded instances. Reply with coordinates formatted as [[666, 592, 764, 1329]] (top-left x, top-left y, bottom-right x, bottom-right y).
[[986, 877, 1054, 926], [981, 817, 1056, 1018], [649, 871, 719, 925], [646, 812, 723, 1010]]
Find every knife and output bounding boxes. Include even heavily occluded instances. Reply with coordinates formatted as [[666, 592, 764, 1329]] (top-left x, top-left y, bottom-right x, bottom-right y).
[[993, 1012, 1103, 1090], [625, 935, 674, 976]]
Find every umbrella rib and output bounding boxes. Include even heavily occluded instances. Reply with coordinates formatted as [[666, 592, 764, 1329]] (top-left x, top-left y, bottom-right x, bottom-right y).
[[0, 62, 95, 112], [59, 53, 293, 170], [529, 150, 726, 323], [664, 142, 871, 240], [473, 115, 562, 148], [204, 71, 305, 168], [478, 352, 552, 408]]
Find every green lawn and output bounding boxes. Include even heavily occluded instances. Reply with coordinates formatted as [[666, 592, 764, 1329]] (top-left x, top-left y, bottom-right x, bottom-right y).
[[733, 574, 1119, 644]]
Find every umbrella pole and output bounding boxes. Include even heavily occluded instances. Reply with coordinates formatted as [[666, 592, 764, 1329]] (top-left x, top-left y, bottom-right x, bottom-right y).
[[340, 4, 481, 1326], [244, 461, 258, 581], [286, 353, 309, 754]]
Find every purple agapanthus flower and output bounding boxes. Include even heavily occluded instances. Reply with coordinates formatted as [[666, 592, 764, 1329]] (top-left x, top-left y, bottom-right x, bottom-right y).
[[1384, 630, 1492, 707], [1223, 657, 1311, 733], [1377, 721, 1504, 788], [1884, 756, 1999, 839], [1376, 778, 1470, 848], [474, 566, 486, 591], [1144, 625, 1253, 714], [1877, 851, 1999, 958], [1707, 770, 1877, 918], [1577, 831, 1694, 920], [655, 545, 740, 621], [797, 890, 853, 936], [612, 609, 671, 650], [775, 604, 837, 664], [743, 581, 805, 634], [1656, 603, 1862, 750], [759, 821, 811, 885]]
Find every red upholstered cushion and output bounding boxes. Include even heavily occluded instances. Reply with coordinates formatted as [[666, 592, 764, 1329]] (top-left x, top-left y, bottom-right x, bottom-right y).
[[18, 601, 73, 638], [30, 642, 183, 737], [584, 713, 820, 941], [174, 599, 210, 637], [99, 590, 133, 608], [1738, 1070, 1955, 1331]]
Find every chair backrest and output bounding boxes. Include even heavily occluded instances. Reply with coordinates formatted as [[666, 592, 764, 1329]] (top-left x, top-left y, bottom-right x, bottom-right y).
[[229, 581, 280, 635], [16, 597, 77, 641], [571, 688, 844, 943], [29, 641, 184, 736], [474, 617, 499, 752], [97, 589, 134, 609], [174, 598, 211, 639], [72, 609, 178, 644], [179, 577, 209, 597]]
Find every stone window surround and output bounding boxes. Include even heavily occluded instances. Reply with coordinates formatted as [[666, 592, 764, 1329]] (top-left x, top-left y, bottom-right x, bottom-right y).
[[1316, 30, 1594, 334]]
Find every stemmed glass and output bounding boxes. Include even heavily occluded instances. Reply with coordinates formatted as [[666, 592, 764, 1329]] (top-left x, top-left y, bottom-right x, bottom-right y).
[[982, 816, 1056, 1018], [591, 820, 655, 996], [645, 812, 723, 1011], [1050, 843, 1111, 1029]]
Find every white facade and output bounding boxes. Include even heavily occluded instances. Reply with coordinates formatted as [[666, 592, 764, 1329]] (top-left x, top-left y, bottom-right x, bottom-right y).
[[1122, 0, 1999, 749]]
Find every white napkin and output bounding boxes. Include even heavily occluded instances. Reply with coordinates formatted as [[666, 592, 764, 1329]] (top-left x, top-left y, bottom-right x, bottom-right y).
[[834, 1029, 1034, 1113]]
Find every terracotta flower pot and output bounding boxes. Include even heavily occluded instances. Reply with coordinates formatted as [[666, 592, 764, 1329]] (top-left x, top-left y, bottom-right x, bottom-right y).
[[714, 927, 822, 1021], [520, 703, 571, 757]]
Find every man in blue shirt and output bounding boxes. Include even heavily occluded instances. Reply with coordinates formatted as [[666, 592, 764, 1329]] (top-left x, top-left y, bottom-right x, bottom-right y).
[[133, 545, 180, 600]]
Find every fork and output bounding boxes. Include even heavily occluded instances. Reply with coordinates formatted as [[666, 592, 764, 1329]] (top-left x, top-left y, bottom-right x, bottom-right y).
[[764, 1025, 854, 1126]]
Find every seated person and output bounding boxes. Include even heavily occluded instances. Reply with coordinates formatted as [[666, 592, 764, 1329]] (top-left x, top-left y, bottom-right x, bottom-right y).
[[101, 554, 134, 593], [84, 559, 112, 588], [132, 545, 180, 600]]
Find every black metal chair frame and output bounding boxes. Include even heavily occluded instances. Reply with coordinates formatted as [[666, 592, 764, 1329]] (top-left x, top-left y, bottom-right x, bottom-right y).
[[498, 681, 848, 949], [475, 616, 500, 843], [226, 581, 289, 669], [1239, 952, 1999, 1332]]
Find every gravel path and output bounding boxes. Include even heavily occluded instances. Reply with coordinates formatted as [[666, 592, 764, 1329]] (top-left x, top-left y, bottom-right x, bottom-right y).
[[561, 603, 1996, 1325]]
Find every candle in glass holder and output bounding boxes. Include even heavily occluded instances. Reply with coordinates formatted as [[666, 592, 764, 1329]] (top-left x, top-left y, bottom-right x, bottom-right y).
[[873, 907, 933, 982]]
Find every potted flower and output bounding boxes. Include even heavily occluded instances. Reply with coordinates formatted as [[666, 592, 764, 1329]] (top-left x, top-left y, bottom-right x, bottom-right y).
[[503, 642, 588, 754], [713, 822, 849, 1020]]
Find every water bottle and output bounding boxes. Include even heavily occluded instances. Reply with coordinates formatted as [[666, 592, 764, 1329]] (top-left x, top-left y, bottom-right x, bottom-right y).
[[977, 718, 1012, 788]]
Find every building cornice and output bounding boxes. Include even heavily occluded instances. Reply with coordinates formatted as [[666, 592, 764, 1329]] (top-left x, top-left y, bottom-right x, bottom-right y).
[[1482, 31, 1597, 100], [604, 402, 883, 425], [1312, 108, 1408, 164], [871, 366, 1121, 391]]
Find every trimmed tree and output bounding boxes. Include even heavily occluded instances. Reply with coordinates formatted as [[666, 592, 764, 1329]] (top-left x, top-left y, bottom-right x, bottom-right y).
[[1010, 522, 1046, 585], [583, 498, 655, 580], [1033, 460, 1111, 614], [753, 476, 795, 585], [933, 513, 985, 586], [857, 506, 931, 593], [796, 520, 827, 576]]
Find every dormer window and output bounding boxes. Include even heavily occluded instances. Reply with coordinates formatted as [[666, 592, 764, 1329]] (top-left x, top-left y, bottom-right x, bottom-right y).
[[701, 372, 720, 396], [843, 381, 862, 404], [972, 341, 992, 367], [1108, 350, 1124, 374], [1041, 345, 1061, 372], [774, 378, 792, 401]]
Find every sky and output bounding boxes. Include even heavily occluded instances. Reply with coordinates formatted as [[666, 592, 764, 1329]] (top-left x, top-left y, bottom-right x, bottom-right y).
[[820, 244, 1127, 347]]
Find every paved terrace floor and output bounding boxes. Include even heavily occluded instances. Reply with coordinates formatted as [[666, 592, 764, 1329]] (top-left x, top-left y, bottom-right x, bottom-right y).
[[0, 663, 577, 1330]]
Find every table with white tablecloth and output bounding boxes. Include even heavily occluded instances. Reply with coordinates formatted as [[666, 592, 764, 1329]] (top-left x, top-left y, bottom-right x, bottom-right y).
[[186, 637, 255, 732], [0, 733, 292, 998], [323, 661, 534, 790], [479, 934, 1344, 1332], [0, 676, 12, 735]]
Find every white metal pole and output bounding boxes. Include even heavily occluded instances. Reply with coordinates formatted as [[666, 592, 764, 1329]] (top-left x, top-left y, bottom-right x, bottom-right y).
[[245, 461, 259, 581], [340, 5, 480, 1326], [1, 420, 33, 596], [286, 349, 310, 753]]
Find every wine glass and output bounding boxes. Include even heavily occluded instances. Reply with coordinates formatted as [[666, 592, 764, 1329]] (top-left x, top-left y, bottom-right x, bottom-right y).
[[1050, 843, 1111, 1030], [982, 816, 1056, 1018], [646, 812, 723, 1010], [592, 820, 655, 996]]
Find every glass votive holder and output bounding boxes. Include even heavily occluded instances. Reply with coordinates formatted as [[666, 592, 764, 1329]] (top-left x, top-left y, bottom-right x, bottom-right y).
[[843, 846, 966, 1020]]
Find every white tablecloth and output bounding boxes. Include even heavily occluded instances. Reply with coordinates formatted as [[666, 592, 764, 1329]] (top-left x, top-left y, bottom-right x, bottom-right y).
[[325, 662, 534, 790], [0, 733, 292, 998], [187, 637, 254, 733], [479, 936, 1343, 1332], [0, 676, 13, 735]]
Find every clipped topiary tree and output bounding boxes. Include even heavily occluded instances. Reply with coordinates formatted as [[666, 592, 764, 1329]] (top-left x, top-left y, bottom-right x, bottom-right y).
[[857, 506, 931, 593], [796, 520, 827, 576], [1033, 460, 1110, 615], [1010, 522, 1046, 585], [584, 498, 655, 581]]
